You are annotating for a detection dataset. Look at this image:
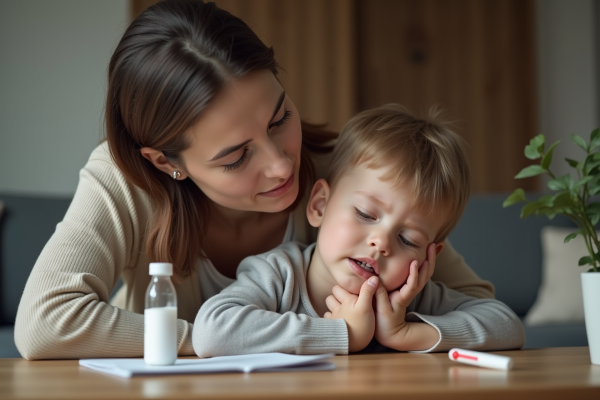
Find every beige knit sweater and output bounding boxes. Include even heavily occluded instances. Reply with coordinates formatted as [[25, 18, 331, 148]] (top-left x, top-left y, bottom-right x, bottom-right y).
[[14, 143, 494, 360]]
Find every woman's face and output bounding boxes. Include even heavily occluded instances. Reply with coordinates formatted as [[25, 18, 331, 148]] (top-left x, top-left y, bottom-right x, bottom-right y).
[[180, 70, 302, 213]]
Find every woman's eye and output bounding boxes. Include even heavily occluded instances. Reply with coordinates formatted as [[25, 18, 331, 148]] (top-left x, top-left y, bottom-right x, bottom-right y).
[[399, 235, 416, 247], [269, 110, 292, 129], [223, 148, 249, 172], [354, 207, 375, 221]]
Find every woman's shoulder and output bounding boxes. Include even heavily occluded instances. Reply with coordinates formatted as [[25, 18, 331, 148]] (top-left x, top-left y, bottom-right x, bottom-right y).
[[83, 142, 142, 191], [76, 141, 153, 220], [85, 141, 121, 171]]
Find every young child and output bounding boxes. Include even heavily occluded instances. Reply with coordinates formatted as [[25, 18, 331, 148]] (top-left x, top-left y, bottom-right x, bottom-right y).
[[193, 104, 525, 356]]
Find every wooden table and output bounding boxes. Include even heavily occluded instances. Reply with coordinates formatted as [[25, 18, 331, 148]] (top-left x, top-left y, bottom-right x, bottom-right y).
[[1, 347, 599, 399]]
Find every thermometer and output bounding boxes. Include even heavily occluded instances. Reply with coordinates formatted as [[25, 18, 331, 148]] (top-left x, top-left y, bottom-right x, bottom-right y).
[[448, 348, 513, 370]]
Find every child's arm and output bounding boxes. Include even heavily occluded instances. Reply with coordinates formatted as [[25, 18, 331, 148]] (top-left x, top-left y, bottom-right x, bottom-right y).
[[375, 278, 526, 352], [193, 243, 375, 357], [398, 281, 526, 352]]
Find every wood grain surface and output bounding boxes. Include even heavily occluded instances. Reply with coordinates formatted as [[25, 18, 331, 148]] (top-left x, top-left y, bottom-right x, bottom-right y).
[[1, 347, 599, 400]]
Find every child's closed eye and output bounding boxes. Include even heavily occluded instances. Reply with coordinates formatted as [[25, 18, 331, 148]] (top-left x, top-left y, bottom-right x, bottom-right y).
[[354, 207, 375, 221], [399, 234, 416, 247]]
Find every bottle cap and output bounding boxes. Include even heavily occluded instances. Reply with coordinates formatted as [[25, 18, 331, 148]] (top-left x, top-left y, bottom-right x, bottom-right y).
[[149, 262, 173, 276]]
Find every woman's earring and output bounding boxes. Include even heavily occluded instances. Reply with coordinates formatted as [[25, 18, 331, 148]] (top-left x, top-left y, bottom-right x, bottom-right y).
[[172, 170, 181, 180]]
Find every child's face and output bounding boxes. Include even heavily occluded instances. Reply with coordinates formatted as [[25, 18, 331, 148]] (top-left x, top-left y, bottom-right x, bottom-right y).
[[307, 164, 446, 294]]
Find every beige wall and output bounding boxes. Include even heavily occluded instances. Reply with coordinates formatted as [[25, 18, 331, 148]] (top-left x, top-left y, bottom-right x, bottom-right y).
[[0, 0, 128, 197], [0, 0, 597, 197], [536, 0, 599, 183]]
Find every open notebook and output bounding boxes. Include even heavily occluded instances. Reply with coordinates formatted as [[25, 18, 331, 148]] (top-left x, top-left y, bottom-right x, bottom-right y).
[[79, 353, 335, 378]]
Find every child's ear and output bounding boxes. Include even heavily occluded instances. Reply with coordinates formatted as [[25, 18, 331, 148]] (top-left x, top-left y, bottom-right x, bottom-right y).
[[306, 179, 330, 228], [434, 242, 445, 256]]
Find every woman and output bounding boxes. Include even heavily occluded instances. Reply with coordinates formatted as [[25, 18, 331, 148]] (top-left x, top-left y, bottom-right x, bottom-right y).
[[14, 0, 493, 360]]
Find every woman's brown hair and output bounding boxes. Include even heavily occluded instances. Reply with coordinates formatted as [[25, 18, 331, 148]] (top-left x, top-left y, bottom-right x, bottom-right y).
[[106, 0, 335, 278]]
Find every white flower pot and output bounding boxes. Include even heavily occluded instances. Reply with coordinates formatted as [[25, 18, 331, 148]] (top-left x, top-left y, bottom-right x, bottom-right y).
[[581, 272, 600, 365]]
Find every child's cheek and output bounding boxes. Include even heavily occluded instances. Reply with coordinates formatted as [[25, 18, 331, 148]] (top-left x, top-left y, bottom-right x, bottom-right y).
[[382, 252, 426, 291], [326, 214, 359, 249], [382, 266, 411, 292]]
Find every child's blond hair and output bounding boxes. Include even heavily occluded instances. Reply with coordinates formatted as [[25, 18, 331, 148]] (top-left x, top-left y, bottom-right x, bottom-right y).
[[328, 104, 470, 242]]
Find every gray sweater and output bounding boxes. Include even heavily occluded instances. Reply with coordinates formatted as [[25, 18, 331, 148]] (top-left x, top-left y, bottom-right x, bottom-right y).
[[193, 242, 525, 357]]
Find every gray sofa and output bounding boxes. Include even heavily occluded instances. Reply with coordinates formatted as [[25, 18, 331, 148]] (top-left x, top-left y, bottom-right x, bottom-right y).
[[0, 193, 588, 358]]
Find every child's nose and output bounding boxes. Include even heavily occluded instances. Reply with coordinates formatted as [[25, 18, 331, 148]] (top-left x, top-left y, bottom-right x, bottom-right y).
[[369, 234, 390, 256]]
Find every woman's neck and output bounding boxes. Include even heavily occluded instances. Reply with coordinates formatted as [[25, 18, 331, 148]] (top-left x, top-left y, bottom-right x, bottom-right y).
[[204, 201, 291, 279], [208, 201, 266, 231]]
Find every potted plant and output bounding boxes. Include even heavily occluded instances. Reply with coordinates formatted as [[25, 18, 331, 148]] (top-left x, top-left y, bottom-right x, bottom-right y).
[[503, 128, 600, 365]]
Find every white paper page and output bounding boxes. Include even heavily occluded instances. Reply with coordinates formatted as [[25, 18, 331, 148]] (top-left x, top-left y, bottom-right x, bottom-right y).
[[79, 353, 335, 378]]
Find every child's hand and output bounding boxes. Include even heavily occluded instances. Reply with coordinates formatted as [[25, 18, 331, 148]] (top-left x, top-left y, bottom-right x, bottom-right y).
[[374, 244, 436, 349], [323, 276, 378, 352], [395, 243, 436, 308]]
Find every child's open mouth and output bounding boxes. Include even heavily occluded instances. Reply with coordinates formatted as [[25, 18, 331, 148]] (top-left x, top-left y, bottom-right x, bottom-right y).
[[348, 258, 379, 280], [354, 259, 375, 274]]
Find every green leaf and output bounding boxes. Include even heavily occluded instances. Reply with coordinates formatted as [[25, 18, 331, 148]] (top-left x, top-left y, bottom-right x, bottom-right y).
[[588, 175, 600, 195], [541, 141, 559, 170], [503, 189, 526, 208], [566, 158, 581, 169], [590, 128, 600, 150], [520, 202, 541, 219], [537, 204, 561, 219], [590, 185, 600, 196], [564, 174, 574, 189], [547, 177, 568, 191], [587, 202, 600, 215], [538, 194, 554, 207], [571, 134, 588, 151], [515, 165, 546, 179], [547, 174, 574, 191], [525, 135, 545, 160], [588, 204, 600, 225], [579, 255, 593, 266], [551, 191, 574, 208], [574, 175, 594, 190], [564, 232, 579, 243], [584, 159, 600, 175]]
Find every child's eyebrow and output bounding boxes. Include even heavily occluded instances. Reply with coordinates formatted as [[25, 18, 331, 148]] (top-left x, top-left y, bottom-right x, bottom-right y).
[[405, 223, 430, 242], [355, 191, 391, 213]]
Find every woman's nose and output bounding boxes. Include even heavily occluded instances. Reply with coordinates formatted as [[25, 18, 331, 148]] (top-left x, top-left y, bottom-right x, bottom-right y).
[[263, 144, 293, 179]]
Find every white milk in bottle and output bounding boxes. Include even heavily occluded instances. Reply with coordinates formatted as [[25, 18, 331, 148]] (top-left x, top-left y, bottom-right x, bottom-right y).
[[144, 262, 177, 365]]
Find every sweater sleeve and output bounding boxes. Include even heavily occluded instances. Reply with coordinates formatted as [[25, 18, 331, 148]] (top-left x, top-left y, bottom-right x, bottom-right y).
[[193, 246, 348, 357], [13, 146, 194, 359], [405, 281, 526, 353]]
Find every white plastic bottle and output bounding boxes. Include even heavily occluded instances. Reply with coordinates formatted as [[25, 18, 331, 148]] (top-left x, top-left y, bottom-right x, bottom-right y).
[[144, 262, 177, 366]]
